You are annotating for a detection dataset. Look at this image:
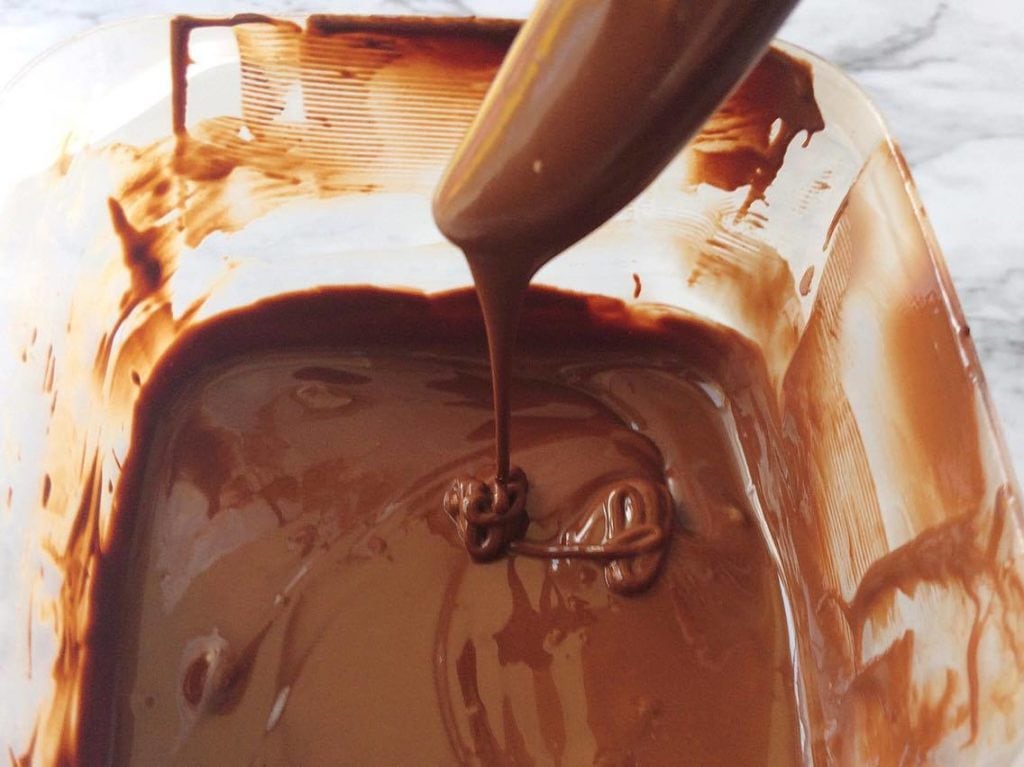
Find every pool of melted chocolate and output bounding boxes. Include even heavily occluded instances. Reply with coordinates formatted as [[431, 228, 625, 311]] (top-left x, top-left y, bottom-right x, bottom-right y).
[[88, 287, 802, 765]]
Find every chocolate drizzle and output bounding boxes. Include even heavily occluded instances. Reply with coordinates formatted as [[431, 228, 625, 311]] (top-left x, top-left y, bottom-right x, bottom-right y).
[[444, 474, 673, 594], [534, 481, 672, 595], [443, 467, 530, 561], [434, 0, 800, 575]]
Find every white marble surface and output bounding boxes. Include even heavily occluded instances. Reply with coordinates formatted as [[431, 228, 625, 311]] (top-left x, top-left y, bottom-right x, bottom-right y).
[[0, 0, 1020, 481]]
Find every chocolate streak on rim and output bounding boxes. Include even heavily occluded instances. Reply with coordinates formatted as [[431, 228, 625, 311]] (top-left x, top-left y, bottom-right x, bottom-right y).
[[170, 14, 298, 136], [306, 14, 521, 39], [170, 14, 521, 137]]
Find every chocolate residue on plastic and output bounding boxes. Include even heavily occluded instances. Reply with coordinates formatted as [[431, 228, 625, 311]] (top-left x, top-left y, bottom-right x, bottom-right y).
[[170, 15, 297, 136], [773, 145, 1024, 762], [107, 199, 163, 304], [688, 48, 825, 215], [799, 265, 814, 296]]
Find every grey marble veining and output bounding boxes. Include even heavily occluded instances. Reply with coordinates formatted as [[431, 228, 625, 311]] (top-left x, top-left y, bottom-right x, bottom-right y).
[[0, 0, 1020, 481]]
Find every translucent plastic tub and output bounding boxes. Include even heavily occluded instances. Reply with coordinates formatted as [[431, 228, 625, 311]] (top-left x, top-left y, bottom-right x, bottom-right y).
[[0, 13, 1021, 765]]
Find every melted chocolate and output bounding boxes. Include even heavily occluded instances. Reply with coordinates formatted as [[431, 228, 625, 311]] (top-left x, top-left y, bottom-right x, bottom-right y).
[[86, 287, 802, 765]]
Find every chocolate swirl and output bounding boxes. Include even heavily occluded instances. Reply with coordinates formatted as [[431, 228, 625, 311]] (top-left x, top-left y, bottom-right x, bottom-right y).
[[444, 475, 672, 594], [443, 467, 530, 561], [546, 481, 673, 595]]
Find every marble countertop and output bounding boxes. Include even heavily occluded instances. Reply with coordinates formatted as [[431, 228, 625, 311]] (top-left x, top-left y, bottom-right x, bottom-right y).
[[1, 0, 1020, 481]]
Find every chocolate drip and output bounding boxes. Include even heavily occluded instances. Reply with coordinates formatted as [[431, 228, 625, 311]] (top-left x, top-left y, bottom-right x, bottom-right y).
[[444, 472, 673, 594], [434, 0, 800, 584], [443, 467, 530, 561], [516, 482, 673, 595]]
